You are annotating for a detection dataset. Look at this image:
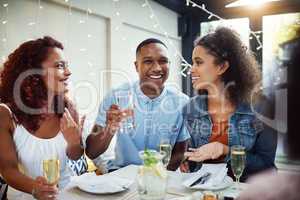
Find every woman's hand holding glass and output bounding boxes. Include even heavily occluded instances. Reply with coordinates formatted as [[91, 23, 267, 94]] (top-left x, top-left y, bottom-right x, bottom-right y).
[[32, 176, 58, 200]]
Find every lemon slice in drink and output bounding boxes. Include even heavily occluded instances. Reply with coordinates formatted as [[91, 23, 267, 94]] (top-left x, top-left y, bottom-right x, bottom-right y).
[[152, 163, 167, 179]]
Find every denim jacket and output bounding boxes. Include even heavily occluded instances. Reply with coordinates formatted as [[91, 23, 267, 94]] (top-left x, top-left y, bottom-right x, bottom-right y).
[[183, 95, 277, 179]]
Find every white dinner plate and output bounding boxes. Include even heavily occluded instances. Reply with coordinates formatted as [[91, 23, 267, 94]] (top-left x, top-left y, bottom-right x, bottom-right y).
[[73, 173, 133, 194], [184, 176, 234, 191], [76, 182, 129, 194]]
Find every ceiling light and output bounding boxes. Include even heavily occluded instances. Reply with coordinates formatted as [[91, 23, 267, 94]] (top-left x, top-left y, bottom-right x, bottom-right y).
[[226, 0, 280, 8]]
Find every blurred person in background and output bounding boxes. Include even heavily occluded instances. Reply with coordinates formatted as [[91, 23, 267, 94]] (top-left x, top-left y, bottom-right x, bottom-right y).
[[238, 24, 300, 200]]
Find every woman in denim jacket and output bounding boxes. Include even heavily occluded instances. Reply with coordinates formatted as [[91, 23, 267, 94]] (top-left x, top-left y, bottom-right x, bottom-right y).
[[181, 27, 277, 180]]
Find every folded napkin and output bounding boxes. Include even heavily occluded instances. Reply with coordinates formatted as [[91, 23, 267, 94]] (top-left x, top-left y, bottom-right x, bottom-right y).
[[182, 163, 228, 188]]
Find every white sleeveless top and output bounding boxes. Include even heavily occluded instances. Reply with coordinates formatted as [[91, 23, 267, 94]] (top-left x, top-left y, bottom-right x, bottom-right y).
[[13, 125, 72, 189]]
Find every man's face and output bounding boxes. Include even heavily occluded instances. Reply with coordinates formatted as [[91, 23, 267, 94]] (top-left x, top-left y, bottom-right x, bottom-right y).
[[135, 43, 170, 91]]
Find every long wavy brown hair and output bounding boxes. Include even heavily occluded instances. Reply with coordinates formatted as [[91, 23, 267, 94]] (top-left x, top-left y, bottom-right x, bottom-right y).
[[194, 27, 261, 105], [0, 36, 77, 132]]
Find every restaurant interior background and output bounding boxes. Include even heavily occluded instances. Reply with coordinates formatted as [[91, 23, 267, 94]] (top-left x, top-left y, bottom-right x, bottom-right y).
[[0, 0, 300, 173]]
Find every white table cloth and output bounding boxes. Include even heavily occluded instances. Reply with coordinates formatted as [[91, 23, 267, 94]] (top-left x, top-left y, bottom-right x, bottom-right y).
[[8, 165, 247, 200]]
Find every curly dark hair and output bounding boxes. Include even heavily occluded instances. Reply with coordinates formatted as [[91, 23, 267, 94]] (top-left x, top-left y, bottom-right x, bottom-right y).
[[194, 27, 261, 105], [0, 36, 76, 132]]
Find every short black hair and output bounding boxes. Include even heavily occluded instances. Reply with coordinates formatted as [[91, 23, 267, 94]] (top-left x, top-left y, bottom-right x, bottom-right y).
[[136, 38, 167, 55]]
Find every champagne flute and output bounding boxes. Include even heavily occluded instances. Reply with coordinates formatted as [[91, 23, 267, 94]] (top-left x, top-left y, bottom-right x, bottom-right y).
[[42, 156, 60, 185], [114, 90, 135, 133], [230, 145, 246, 190], [159, 131, 172, 168]]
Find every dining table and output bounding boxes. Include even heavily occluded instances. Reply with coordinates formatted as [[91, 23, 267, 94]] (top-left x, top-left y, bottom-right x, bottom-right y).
[[7, 165, 248, 200]]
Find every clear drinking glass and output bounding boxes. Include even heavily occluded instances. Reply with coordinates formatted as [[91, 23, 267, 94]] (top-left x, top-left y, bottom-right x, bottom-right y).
[[137, 150, 167, 200], [230, 145, 246, 190], [42, 155, 60, 185], [159, 131, 172, 168], [114, 90, 135, 133]]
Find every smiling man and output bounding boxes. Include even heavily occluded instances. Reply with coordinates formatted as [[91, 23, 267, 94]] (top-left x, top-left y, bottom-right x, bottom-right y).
[[85, 38, 190, 172]]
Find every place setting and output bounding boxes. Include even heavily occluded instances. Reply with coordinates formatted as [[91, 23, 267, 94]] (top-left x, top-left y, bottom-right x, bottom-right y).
[[71, 173, 134, 195]]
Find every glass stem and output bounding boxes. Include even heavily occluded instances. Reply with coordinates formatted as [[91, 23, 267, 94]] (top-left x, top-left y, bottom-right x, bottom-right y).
[[236, 176, 240, 190]]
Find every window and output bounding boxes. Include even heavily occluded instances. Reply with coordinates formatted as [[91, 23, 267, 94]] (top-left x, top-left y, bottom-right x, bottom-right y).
[[263, 13, 300, 171], [200, 18, 250, 47]]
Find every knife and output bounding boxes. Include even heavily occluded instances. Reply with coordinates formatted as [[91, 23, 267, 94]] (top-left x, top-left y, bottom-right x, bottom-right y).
[[189, 172, 212, 187]]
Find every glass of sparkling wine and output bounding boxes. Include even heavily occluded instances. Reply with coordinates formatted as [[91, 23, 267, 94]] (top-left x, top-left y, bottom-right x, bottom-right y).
[[159, 131, 172, 168], [114, 90, 135, 133], [43, 156, 60, 185], [231, 145, 246, 190]]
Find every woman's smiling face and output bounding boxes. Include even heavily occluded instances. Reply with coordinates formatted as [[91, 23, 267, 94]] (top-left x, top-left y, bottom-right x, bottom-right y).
[[191, 45, 226, 90], [42, 47, 71, 95]]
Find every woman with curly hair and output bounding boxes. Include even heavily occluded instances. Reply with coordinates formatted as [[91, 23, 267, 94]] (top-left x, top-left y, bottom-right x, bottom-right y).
[[181, 27, 277, 180], [0, 36, 85, 200]]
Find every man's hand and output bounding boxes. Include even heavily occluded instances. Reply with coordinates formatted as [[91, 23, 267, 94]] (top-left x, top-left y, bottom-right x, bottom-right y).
[[105, 104, 127, 135]]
